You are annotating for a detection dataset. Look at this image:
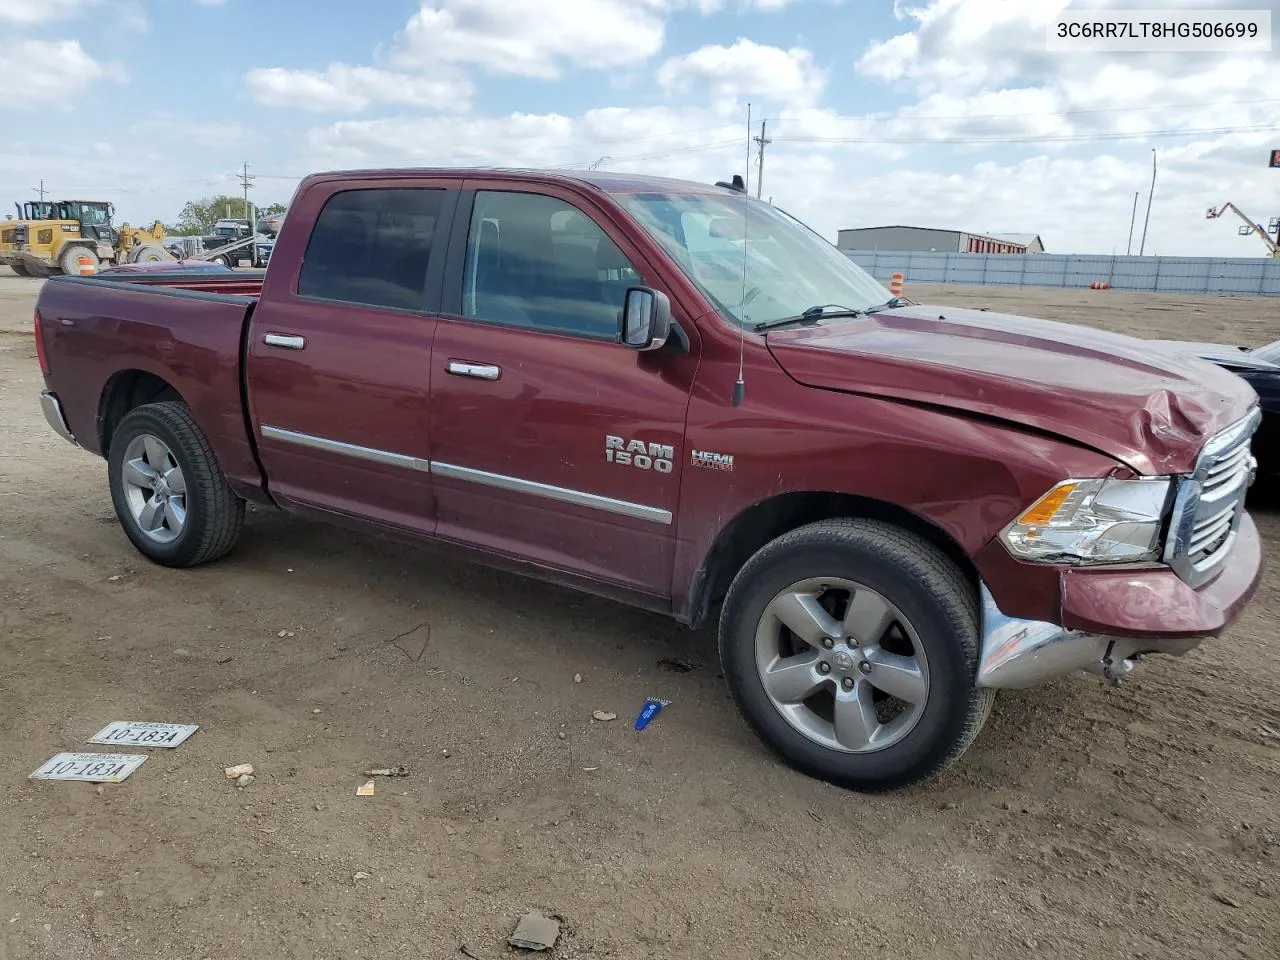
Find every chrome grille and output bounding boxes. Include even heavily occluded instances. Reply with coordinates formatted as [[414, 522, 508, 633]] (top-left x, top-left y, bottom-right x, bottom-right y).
[[1163, 408, 1260, 587]]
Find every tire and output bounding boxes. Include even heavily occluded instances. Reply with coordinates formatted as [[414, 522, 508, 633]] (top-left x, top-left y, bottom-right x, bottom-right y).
[[59, 244, 99, 276], [133, 245, 167, 263], [107, 401, 245, 568], [215, 254, 233, 269], [718, 519, 995, 792], [9, 263, 30, 277]]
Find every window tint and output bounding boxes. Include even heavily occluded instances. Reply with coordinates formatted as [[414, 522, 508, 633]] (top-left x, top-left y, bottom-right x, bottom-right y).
[[299, 188, 444, 311], [462, 191, 640, 338]]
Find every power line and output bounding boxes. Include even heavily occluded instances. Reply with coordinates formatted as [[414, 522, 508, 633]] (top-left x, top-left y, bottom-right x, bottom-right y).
[[773, 122, 1280, 146], [769, 96, 1280, 125], [550, 137, 743, 169]]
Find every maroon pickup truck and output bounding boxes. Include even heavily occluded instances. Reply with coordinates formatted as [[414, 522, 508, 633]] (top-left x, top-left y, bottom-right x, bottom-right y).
[[34, 168, 1264, 792]]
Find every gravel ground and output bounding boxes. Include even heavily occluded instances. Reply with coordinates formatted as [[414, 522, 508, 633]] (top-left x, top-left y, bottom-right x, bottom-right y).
[[0, 273, 1277, 959]]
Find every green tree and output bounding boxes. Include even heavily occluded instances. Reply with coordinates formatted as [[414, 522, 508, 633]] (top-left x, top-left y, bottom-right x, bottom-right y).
[[166, 196, 286, 236]]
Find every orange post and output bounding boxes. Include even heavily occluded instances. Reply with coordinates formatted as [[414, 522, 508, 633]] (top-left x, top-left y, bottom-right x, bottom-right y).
[[76, 256, 96, 276], [889, 272, 904, 296]]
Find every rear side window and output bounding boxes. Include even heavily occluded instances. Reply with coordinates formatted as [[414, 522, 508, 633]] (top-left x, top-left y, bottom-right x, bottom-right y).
[[298, 188, 444, 311]]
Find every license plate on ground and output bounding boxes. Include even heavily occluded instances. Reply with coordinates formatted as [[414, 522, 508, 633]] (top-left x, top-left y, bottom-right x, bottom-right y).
[[88, 721, 199, 748], [29, 753, 147, 783]]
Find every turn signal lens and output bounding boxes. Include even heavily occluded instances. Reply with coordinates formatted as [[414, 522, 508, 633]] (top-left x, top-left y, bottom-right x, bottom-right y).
[[1017, 482, 1079, 525]]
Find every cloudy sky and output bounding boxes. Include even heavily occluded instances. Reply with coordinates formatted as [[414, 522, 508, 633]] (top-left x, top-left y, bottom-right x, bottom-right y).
[[3, 0, 1279, 255]]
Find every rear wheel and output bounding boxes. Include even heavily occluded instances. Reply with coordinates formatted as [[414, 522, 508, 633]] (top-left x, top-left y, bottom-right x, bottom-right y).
[[718, 519, 995, 792], [215, 254, 233, 268], [107, 401, 245, 567], [59, 245, 99, 276]]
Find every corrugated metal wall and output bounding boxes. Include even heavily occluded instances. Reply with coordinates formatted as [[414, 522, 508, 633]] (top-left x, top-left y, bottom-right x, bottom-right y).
[[845, 250, 1280, 295]]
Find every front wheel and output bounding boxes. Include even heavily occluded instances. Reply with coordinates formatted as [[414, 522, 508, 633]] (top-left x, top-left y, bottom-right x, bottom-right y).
[[59, 245, 99, 276], [133, 245, 167, 263], [718, 519, 995, 792], [107, 401, 245, 567]]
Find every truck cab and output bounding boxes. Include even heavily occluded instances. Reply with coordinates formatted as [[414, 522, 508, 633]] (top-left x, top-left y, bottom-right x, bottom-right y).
[[30, 167, 1266, 793]]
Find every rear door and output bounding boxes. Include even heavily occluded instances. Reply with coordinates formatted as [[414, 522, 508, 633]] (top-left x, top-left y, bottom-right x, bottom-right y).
[[245, 178, 459, 535], [427, 180, 701, 599]]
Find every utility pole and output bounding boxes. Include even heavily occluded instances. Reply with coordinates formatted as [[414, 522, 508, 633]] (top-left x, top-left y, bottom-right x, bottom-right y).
[[32, 179, 47, 202], [1126, 190, 1139, 255], [1139, 149, 1157, 256], [237, 161, 255, 227], [753, 120, 772, 199]]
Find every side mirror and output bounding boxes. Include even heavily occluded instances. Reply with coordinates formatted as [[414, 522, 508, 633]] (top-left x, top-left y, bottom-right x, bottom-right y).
[[620, 286, 673, 351]]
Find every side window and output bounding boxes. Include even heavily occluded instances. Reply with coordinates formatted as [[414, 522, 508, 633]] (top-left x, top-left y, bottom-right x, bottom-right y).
[[462, 190, 640, 339], [298, 188, 444, 311]]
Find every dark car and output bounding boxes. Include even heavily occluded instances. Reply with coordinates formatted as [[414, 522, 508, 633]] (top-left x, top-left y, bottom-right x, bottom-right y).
[[1150, 338, 1280, 481]]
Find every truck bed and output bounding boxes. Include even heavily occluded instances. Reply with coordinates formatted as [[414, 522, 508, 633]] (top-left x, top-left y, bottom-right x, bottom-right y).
[[35, 274, 266, 500], [92, 267, 266, 297]]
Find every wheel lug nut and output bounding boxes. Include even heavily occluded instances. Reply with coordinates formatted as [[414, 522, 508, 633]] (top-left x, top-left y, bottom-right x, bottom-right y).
[[817, 662, 831, 675], [859, 661, 872, 675], [841, 677, 854, 690], [821, 639, 834, 649]]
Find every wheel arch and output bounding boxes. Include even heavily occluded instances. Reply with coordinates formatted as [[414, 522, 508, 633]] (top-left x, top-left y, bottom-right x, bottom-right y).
[[98, 370, 186, 456], [682, 491, 980, 630]]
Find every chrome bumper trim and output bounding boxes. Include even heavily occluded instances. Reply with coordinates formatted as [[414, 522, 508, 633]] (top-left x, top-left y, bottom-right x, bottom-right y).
[[976, 584, 1202, 689], [40, 390, 77, 446]]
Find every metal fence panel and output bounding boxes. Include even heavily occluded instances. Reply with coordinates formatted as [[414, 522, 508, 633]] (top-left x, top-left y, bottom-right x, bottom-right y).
[[844, 250, 1280, 296]]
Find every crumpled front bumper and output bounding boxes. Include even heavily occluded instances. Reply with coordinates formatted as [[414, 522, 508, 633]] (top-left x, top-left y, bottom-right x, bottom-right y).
[[977, 513, 1263, 688]]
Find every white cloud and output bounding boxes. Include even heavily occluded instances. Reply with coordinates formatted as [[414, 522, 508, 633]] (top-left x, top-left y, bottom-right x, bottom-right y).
[[0, 0, 100, 25], [0, 40, 124, 106], [657, 39, 827, 106], [246, 64, 472, 112], [390, 0, 677, 78], [245, 0, 816, 113], [71, 0, 1278, 260]]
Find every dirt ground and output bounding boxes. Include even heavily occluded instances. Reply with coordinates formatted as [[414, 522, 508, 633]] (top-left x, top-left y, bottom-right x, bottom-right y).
[[1, 274, 1277, 960]]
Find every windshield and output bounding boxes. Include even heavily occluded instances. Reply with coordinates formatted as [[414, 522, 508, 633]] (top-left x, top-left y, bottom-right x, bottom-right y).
[[1251, 340, 1280, 364], [69, 203, 110, 226], [611, 190, 891, 328]]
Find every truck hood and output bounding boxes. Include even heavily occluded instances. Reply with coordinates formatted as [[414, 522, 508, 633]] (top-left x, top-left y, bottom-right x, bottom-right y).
[[765, 304, 1258, 476]]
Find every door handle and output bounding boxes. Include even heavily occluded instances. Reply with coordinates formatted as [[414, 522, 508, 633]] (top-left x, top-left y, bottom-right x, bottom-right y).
[[264, 333, 306, 350], [447, 361, 500, 381]]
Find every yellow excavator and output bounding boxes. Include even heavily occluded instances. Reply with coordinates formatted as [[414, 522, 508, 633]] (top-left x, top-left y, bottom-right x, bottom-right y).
[[1, 199, 172, 276]]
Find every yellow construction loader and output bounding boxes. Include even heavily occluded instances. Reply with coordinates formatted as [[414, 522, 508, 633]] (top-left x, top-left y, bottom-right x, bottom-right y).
[[1, 200, 172, 276]]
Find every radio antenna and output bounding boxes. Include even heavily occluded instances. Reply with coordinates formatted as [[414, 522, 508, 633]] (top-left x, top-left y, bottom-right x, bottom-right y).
[[731, 103, 751, 408]]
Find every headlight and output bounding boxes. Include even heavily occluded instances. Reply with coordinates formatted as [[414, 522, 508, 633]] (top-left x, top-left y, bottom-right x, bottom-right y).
[[1000, 477, 1172, 564]]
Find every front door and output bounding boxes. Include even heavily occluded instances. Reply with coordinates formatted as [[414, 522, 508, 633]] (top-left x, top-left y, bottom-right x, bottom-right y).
[[428, 182, 700, 599], [245, 180, 458, 535]]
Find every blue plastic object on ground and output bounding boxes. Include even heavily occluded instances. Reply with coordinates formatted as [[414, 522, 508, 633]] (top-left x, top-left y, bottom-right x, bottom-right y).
[[634, 697, 671, 730]]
